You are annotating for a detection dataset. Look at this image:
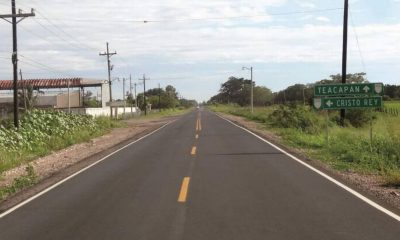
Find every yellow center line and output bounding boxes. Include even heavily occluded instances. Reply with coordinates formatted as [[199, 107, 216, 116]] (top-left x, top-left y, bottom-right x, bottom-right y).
[[191, 146, 197, 155], [199, 118, 202, 131], [178, 177, 190, 203], [195, 134, 199, 139], [195, 118, 199, 131]]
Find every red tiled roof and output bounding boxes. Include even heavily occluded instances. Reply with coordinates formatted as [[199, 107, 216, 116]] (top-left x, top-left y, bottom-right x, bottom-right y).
[[0, 78, 101, 90]]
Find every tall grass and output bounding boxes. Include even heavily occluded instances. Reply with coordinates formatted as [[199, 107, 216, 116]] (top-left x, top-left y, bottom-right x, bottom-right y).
[[210, 104, 400, 186]]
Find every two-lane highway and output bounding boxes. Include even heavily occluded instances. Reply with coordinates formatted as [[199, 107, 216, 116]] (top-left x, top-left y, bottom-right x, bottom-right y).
[[0, 109, 399, 239]]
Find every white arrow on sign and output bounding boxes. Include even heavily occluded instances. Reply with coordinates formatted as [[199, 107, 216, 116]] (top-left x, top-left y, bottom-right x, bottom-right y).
[[326, 100, 333, 107], [363, 86, 370, 93]]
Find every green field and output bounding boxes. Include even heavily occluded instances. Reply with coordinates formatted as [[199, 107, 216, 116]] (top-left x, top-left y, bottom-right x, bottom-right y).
[[384, 101, 400, 108], [210, 104, 400, 186]]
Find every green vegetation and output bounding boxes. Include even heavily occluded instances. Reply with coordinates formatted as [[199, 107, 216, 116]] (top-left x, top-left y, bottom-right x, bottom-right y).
[[208, 77, 273, 106], [0, 165, 37, 200], [135, 85, 197, 110], [210, 104, 400, 186], [383, 101, 400, 117], [0, 110, 121, 174]]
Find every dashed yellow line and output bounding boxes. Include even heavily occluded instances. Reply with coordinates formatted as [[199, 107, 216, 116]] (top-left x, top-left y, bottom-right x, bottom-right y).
[[195, 134, 199, 139], [195, 116, 202, 132], [178, 177, 190, 203], [199, 118, 202, 131], [191, 146, 197, 155]]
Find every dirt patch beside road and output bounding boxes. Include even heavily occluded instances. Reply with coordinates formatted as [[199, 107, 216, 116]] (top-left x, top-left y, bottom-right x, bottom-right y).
[[0, 115, 180, 211], [216, 112, 400, 213]]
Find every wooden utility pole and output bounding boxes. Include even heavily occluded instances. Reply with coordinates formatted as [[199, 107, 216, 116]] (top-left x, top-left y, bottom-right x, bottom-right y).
[[129, 74, 133, 113], [0, 0, 35, 128], [134, 83, 138, 108], [158, 83, 161, 111], [340, 0, 349, 126], [99, 42, 116, 118], [123, 77, 126, 117], [139, 74, 149, 115]]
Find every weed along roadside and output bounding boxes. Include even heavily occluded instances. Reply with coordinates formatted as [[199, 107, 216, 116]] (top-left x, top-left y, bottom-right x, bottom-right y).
[[0, 108, 190, 203], [209, 104, 400, 209]]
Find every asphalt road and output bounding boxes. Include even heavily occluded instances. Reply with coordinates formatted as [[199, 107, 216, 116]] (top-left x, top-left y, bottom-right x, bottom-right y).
[[0, 109, 399, 240]]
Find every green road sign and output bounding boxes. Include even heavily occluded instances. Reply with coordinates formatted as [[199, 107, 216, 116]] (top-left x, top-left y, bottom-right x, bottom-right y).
[[314, 83, 384, 97], [313, 96, 382, 110]]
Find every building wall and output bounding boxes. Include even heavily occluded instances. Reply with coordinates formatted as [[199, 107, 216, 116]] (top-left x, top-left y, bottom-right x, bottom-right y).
[[56, 91, 80, 108], [101, 82, 110, 108], [63, 107, 139, 117], [36, 95, 57, 107]]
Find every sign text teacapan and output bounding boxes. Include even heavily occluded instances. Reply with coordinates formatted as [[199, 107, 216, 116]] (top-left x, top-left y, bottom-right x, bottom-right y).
[[315, 85, 361, 95]]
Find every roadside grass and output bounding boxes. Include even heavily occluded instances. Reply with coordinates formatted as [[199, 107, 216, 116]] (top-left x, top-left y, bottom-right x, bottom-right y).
[[0, 108, 189, 175], [0, 165, 37, 200], [0, 112, 122, 175], [384, 101, 400, 109], [210, 104, 400, 186], [383, 101, 400, 116]]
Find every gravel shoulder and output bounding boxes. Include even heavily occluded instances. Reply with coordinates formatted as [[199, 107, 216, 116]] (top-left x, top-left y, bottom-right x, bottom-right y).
[[216, 112, 400, 213], [0, 114, 181, 212]]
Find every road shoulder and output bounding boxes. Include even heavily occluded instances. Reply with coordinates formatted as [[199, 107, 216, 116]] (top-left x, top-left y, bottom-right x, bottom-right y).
[[214, 111, 400, 214]]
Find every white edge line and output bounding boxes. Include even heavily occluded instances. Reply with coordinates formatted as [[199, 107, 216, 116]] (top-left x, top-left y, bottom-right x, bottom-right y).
[[0, 121, 174, 219], [215, 112, 400, 222]]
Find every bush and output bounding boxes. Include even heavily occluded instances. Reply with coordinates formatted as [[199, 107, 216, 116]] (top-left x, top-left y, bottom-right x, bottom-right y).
[[268, 105, 324, 134], [332, 109, 377, 128]]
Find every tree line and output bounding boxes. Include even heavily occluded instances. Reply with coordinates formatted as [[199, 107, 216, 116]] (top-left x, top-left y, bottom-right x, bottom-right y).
[[127, 85, 197, 110], [208, 73, 400, 106]]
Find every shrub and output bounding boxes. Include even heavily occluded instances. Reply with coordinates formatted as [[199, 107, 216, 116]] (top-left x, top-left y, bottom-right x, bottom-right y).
[[268, 105, 323, 134], [331, 109, 377, 128]]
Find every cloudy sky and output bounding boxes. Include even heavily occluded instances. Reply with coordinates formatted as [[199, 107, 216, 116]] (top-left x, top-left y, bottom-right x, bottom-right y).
[[1, 0, 399, 101]]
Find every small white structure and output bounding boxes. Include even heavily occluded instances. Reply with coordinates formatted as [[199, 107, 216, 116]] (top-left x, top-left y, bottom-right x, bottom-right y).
[[68, 107, 140, 117]]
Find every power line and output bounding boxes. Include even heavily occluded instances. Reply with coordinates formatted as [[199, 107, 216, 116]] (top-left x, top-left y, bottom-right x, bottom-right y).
[[33, 8, 343, 23], [34, 9, 99, 52], [19, 54, 78, 78], [349, 9, 367, 74], [4, 1, 101, 52], [32, 18, 91, 51]]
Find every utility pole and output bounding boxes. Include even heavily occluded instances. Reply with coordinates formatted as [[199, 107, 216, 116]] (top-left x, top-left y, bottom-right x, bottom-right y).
[[123, 77, 126, 117], [341, 0, 349, 126], [134, 83, 138, 108], [129, 74, 133, 114], [0, 0, 35, 128], [139, 74, 149, 115], [99, 42, 116, 118], [250, 67, 253, 114], [158, 83, 161, 112], [67, 78, 71, 114]]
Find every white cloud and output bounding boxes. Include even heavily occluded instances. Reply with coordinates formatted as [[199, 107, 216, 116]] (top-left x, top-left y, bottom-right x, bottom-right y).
[[295, 0, 316, 9], [316, 16, 331, 22], [1, 0, 399, 100]]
